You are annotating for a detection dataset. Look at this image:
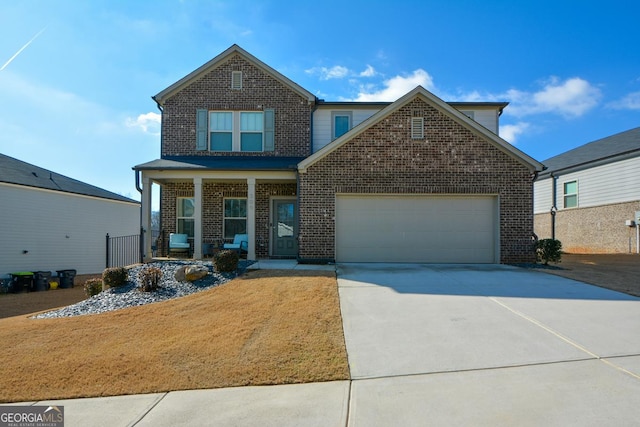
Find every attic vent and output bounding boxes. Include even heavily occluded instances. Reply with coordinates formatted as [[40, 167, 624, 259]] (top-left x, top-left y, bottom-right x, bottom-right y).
[[411, 117, 424, 139], [231, 71, 242, 90]]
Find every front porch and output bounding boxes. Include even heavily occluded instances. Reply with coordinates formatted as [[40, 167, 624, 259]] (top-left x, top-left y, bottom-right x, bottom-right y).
[[138, 165, 300, 262]]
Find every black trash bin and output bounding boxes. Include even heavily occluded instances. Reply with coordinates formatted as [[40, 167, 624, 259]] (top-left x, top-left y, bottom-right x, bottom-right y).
[[10, 272, 34, 293], [56, 269, 77, 289], [33, 271, 52, 291]]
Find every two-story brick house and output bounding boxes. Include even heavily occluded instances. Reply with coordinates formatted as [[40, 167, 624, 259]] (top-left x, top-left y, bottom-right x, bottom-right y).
[[134, 45, 543, 264]]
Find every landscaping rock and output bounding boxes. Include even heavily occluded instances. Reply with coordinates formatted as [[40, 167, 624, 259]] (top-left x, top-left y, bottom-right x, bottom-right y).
[[174, 266, 187, 282], [185, 265, 208, 282]]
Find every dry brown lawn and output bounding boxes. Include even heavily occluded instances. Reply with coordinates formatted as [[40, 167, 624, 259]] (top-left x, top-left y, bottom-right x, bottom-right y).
[[0, 270, 349, 403]]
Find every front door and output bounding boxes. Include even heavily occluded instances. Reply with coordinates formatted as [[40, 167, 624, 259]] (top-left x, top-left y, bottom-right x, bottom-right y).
[[272, 199, 297, 257]]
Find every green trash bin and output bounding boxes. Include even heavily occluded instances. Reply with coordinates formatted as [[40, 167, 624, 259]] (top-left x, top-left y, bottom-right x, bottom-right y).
[[10, 272, 34, 293]]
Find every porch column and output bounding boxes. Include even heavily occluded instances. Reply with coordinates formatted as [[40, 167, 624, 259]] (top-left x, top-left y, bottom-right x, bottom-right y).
[[193, 177, 203, 259], [247, 177, 256, 260], [141, 175, 153, 261]]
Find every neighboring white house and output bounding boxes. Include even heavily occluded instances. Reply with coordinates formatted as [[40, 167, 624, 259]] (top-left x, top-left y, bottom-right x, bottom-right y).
[[533, 127, 640, 253], [0, 154, 140, 278]]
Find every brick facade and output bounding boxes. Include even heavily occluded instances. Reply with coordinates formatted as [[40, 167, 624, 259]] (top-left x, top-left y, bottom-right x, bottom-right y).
[[298, 98, 536, 263], [534, 200, 640, 253], [161, 53, 312, 158]]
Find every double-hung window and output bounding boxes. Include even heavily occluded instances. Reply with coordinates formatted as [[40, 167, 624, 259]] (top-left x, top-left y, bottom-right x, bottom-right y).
[[332, 111, 352, 140], [177, 197, 195, 237], [208, 111, 264, 152], [223, 198, 247, 239], [563, 181, 578, 208]]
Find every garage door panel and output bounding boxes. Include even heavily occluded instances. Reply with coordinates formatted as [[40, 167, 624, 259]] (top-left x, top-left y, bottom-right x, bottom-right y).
[[336, 195, 497, 263]]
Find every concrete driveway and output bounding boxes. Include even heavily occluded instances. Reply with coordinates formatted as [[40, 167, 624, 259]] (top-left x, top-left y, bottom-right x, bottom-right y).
[[339, 263, 640, 426]]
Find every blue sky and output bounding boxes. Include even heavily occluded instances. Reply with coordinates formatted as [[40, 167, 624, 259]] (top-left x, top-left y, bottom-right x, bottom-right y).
[[1, 1, 639, 209]]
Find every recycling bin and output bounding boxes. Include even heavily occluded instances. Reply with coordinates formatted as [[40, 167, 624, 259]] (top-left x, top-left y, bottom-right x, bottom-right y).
[[33, 271, 52, 291], [56, 269, 77, 289]]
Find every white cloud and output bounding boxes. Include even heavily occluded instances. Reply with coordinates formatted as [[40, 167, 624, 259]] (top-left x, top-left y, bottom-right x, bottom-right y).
[[352, 69, 435, 102], [126, 112, 161, 135], [502, 77, 601, 118], [607, 91, 640, 110], [359, 65, 376, 77], [500, 122, 530, 144], [305, 65, 350, 80]]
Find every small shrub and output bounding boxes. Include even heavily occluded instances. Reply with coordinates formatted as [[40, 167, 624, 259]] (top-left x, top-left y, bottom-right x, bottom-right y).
[[84, 278, 103, 297], [102, 267, 128, 288], [535, 238, 563, 265], [214, 250, 239, 272], [139, 267, 162, 292]]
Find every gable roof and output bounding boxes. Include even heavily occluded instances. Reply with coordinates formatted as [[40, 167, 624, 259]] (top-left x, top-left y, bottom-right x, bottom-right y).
[[299, 86, 543, 172], [0, 153, 138, 204], [153, 44, 316, 105], [538, 127, 640, 178]]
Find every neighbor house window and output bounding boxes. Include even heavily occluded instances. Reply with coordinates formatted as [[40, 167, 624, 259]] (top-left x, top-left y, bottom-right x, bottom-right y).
[[177, 197, 195, 237], [332, 111, 352, 140], [209, 111, 264, 152], [563, 181, 578, 208], [223, 198, 247, 239]]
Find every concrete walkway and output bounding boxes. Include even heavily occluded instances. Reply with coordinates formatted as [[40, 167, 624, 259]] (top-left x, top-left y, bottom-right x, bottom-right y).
[[6, 262, 640, 426]]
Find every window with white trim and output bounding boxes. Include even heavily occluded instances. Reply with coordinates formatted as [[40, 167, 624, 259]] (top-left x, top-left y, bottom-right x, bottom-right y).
[[223, 198, 247, 239], [563, 180, 578, 208], [332, 111, 352, 140], [177, 197, 195, 238], [411, 117, 424, 139], [209, 111, 264, 152]]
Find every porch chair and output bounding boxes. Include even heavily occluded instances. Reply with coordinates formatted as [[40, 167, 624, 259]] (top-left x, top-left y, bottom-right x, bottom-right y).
[[222, 234, 248, 255], [169, 233, 191, 257]]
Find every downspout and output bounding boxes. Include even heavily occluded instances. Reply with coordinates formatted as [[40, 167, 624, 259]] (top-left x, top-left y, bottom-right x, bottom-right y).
[[551, 178, 557, 240]]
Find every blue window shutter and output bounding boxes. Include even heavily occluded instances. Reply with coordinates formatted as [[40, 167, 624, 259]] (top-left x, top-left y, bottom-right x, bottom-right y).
[[196, 109, 208, 151], [264, 108, 274, 152]]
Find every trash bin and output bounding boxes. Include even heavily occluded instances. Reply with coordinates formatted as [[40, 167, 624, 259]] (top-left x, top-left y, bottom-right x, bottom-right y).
[[10, 272, 34, 293], [56, 269, 77, 289], [33, 271, 52, 292]]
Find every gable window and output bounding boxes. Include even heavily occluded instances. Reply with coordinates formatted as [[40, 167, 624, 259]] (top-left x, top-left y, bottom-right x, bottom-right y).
[[224, 198, 247, 239], [411, 117, 424, 139], [332, 111, 352, 140], [563, 181, 578, 208], [198, 109, 274, 152], [231, 71, 242, 90], [177, 197, 195, 237]]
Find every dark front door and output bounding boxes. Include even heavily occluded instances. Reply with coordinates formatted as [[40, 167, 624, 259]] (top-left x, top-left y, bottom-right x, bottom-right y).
[[272, 199, 297, 257]]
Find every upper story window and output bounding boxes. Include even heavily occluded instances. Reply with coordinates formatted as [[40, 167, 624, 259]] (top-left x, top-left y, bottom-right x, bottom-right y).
[[332, 111, 352, 140], [231, 71, 242, 90], [196, 109, 274, 152], [563, 180, 578, 208]]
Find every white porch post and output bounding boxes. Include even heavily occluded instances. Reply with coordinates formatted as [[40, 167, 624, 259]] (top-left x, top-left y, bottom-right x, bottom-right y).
[[193, 177, 203, 259], [141, 175, 153, 261], [247, 177, 256, 260]]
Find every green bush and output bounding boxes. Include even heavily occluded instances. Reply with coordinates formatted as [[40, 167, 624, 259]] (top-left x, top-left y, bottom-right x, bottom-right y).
[[84, 278, 103, 297], [138, 266, 163, 292], [102, 267, 128, 288], [213, 250, 239, 272], [535, 238, 563, 265]]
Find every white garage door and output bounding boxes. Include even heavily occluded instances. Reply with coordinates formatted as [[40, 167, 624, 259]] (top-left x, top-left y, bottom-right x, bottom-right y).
[[335, 195, 498, 263]]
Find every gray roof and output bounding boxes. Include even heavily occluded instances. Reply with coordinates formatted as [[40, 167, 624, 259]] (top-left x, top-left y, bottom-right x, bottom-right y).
[[134, 156, 305, 171], [0, 153, 138, 204], [539, 127, 640, 178]]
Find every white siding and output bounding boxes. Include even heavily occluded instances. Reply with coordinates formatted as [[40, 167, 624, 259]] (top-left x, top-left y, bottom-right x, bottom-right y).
[[533, 178, 553, 214], [0, 184, 140, 278], [455, 108, 499, 134], [312, 108, 381, 152]]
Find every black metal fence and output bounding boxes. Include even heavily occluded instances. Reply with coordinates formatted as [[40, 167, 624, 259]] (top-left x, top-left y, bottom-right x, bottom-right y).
[[106, 228, 143, 268]]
